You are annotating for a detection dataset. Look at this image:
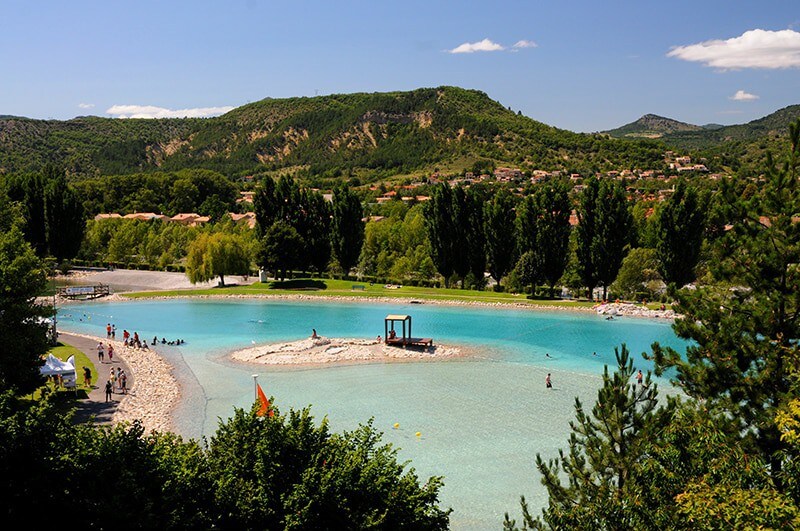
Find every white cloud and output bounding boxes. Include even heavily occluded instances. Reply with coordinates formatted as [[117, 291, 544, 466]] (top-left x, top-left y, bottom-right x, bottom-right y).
[[512, 39, 538, 49], [730, 90, 759, 101], [449, 38, 505, 54], [78, 103, 95, 109], [105, 104, 234, 119], [667, 29, 800, 69]]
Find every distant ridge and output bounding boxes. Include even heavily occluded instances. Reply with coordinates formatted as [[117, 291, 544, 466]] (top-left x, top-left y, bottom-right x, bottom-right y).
[[605, 114, 702, 139], [0, 86, 665, 177]]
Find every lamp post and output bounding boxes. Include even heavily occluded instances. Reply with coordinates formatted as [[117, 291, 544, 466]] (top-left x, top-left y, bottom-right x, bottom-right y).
[[52, 293, 58, 345], [252, 374, 259, 401]]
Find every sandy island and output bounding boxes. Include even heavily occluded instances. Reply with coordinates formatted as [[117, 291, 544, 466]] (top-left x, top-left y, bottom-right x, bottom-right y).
[[231, 336, 466, 366]]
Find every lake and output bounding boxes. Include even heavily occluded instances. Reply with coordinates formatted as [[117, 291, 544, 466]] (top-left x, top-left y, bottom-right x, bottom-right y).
[[58, 298, 684, 530]]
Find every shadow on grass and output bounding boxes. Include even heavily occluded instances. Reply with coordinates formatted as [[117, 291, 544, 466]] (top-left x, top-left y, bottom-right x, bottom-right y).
[[268, 279, 328, 291]]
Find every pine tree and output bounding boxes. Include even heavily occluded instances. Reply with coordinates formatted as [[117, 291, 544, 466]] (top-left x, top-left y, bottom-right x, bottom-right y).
[[651, 120, 800, 481], [654, 179, 707, 286], [505, 345, 660, 530]]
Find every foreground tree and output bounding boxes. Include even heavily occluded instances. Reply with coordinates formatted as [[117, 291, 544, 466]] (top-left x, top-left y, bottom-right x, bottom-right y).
[[44, 170, 86, 262], [651, 120, 800, 480], [0, 191, 51, 394], [0, 393, 450, 529], [208, 405, 450, 530], [654, 179, 707, 286], [186, 232, 251, 287], [505, 345, 660, 529], [331, 185, 364, 274]]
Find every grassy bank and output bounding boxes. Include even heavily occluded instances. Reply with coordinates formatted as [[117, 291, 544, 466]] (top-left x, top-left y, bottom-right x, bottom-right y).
[[27, 342, 96, 401], [122, 278, 601, 308]]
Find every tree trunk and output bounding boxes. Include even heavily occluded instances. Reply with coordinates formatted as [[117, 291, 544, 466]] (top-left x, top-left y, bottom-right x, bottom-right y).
[[219, 275, 225, 287]]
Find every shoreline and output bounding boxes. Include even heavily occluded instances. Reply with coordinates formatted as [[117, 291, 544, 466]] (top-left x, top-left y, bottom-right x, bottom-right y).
[[54, 292, 676, 320], [230, 336, 468, 367], [65, 332, 179, 434]]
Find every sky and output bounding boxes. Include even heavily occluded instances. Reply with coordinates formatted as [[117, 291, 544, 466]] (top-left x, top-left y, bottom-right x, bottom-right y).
[[2, 0, 800, 132]]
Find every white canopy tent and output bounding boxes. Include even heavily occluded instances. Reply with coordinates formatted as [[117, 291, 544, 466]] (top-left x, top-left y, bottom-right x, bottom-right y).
[[40, 354, 78, 392]]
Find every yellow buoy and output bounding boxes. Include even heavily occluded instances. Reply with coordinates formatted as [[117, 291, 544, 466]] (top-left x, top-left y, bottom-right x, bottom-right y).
[[393, 423, 400, 429], [415, 431, 421, 437]]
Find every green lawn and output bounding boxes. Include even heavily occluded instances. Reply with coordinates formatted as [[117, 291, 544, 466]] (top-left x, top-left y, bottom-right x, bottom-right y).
[[30, 342, 97, 401], [122, 278, 600, 308]]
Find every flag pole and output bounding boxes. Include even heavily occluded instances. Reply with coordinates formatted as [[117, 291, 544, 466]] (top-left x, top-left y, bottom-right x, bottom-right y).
[[252, 374, 258, 401]]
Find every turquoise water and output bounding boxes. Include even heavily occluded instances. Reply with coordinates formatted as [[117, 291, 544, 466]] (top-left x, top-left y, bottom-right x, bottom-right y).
[[59, 299, 684, 529]]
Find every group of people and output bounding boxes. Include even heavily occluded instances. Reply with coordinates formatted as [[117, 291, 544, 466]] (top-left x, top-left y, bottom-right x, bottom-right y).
[[104, 366, 128, 401], [153, 336, 185, 346]]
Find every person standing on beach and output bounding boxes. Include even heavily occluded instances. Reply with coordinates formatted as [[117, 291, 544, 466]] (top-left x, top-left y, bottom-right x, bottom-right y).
[[111, 324, 116, 339], [107, 344, 114, 363], [104, 380, 113, 402], [109, 369, 116, 392], [636, 369, 644, 387], [546, 373, 552, 389], [106, 323, 111, 338], [120, 371, 127, 395], [97, 342, 105, 363]]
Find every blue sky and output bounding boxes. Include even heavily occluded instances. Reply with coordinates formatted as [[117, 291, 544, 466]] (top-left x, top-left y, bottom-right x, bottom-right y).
[[2, 0, 799, 131]]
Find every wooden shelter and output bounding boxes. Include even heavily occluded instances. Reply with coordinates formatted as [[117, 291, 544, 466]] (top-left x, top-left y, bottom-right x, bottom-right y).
[[384, 314, 433, 348]]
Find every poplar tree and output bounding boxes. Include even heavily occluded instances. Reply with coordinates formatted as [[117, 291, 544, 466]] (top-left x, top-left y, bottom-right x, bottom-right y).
[[484, 188, 517, 286], [424, 184, 456, 287], [331, 185, 364, 274], [465, 187, 486, 287], [651, 120, 800, 481], [577, 178, 632, 300], [253, 176, 278, 237], [451, 186, 471, 283], [654, 179, 707, 286], [595, 179, 632, 300], [44, 170, 85, 261], [534, 181, 571, 296], [515, 195, 543, 292], [576, 177, 600, 298]]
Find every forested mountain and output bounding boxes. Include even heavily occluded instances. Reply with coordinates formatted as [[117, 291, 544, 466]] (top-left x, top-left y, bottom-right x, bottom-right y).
[[607, 105, 800, 150], [0, 87, 665, 179], [605, 114, 703, 139]]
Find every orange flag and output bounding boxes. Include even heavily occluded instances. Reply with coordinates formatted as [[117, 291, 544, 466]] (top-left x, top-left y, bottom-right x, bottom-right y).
[[256, 383, 273, 417]]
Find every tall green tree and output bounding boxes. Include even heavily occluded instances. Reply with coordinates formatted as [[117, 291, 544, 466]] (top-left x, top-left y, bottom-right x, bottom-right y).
[[258, 221, 304, 280], [0, 191, 50, 394], [44, 170, 85, 261], [575, 177, 600, 299], [506, 345, 660, 530], [253, 176, 279, 237], [577, 178, 632, 299], [450, 186, 471, 283], [484, 188, 517, 286], [654, 180, 707, 286], [534, 181, 571, 296], [331, 185, 364, 274], [424, 184, 457, 287], [651, 120, 800, 481], [515, 195, 543, 292], [465, 187, 487, 288]]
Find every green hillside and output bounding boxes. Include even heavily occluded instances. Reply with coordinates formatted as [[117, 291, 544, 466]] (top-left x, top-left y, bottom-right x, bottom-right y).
[[0, 87, 665, 179], [605, 114, 703, 139]]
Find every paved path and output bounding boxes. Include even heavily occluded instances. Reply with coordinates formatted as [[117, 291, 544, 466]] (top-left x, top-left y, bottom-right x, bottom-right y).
[[60, 332, 135, 426]]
